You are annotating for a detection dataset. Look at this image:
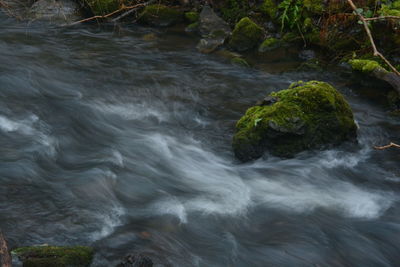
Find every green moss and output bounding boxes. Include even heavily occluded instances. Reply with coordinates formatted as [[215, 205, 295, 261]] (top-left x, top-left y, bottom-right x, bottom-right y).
[[282, 32, 301, 43], [229, 17, 264, 51], [85, 0, 120, 16], [220, 0, 248, 23], [379, 0, 400, 16], [348, 59, 382, 73], [231, 57, 250, 67], [233, 80, 357, 161], [185, 22, 199, 32], [139, 4, 183, 27], [260, 0, 278, 19], [259, 37, 280, 52], [12, 246, 94, 267], [303, 0, 325, 14], [184, 11, 199, 23]]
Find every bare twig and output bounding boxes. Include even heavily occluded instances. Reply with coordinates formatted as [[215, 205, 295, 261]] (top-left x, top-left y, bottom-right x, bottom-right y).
[[374, 142, 400, 150], [347, 0, 400, 76], [0, 231, 12, 267], [365, 15, 400, 21], [67, 3, 145, 26], [111, 0, 156, 22]]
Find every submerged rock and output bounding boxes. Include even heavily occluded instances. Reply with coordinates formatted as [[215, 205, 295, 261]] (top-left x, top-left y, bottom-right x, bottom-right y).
[[232, 81, 357, 161], [139, 4, 183, 27], [196, 5, 231, 53], [29, 0, 81, 22], [229, 17, 264, 51], [116, 253, 153, 267], [12, 245, 94, 267]]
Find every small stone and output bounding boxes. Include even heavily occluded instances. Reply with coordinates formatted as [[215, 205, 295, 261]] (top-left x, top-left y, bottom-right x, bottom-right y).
[[116, 253, 153, 267]]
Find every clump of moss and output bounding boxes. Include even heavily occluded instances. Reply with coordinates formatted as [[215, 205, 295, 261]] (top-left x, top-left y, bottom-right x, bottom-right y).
[[184, 11, 199, 23], [139, 4, 183, 27], [231, 57, 250, 67], [232, 80, 357, 161], [379, 0, 400, 16], [12, 246, 94, 267], [348, 59, 382, 73], [303, 0, 325, 14], [85, 0, 120, 16], [185, 22, 199, 32], [229, 17, 264, 51], [260, 0, 278, 19], [259, 37, 280, 52]]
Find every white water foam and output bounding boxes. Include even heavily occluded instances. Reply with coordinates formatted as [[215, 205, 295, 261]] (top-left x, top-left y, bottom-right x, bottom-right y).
[[145, 134, 395, 222], [91, 204, 125, 241], [0, 114, 57, 156], [91, 101, 170, 122]]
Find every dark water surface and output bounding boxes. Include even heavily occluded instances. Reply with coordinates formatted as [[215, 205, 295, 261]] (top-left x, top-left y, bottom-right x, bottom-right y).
[[1, 13, 400, 266]]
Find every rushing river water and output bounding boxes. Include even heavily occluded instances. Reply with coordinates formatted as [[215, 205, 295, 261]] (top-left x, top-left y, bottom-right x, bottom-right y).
[[1, 13, 400, 266]]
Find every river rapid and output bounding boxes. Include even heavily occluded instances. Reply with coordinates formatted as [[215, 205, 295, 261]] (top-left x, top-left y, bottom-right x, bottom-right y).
[[1, 13, 400, 266]]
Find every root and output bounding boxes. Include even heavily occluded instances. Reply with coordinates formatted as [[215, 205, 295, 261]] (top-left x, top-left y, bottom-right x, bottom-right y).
[[0, 231, 11, 267], [374, 142, 400, 150]]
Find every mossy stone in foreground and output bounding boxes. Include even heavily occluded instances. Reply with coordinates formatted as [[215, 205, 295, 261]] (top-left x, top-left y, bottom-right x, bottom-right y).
[[12, 246, 94, 267], [233, 81, 357, 161], [139, 4, 183, 27], [229, 17, 264, 51]]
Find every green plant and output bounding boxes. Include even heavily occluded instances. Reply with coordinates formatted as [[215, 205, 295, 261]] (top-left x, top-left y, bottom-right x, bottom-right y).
[[278, 0, 303, 32]]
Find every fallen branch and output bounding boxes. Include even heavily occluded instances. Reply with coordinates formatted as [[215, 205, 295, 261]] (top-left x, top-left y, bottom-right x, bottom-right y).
[[111, 0, 156, 22], [365, 15, 400, 21], [374, 142, 400, 150], [67, 1, 149, 26], [347, 0, 400, 76], [0, 231, 12, 267]]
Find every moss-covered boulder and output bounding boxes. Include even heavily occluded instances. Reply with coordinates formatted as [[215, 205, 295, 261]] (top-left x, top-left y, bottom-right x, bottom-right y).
[[139, 4, 183, 27], [259, 37, 280, 52], [12, 245, 94, 267], [232, 81, 357, 161], [229, 17, 264, 51], [85, 0, 120, 16]]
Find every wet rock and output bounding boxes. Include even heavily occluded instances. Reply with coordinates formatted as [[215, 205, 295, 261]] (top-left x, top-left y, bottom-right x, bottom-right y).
[[29, 0, 81, 22], [1, 0, 32, 18], [229, 17, 264, 51], [258, 37, 280, 52], [255, 95, 279, 106], [185, 22, 199, 32], [232, 80, 357, 161], [299, 49, 316, 60], [231, 57, 250, 67], [388, 90, 400, 110], [139, 4, 183, 27], [196, 5, 231, 53], [12, 245, 94, 267], [184, 11, 199, 23], [116, 253, 153, 267]]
